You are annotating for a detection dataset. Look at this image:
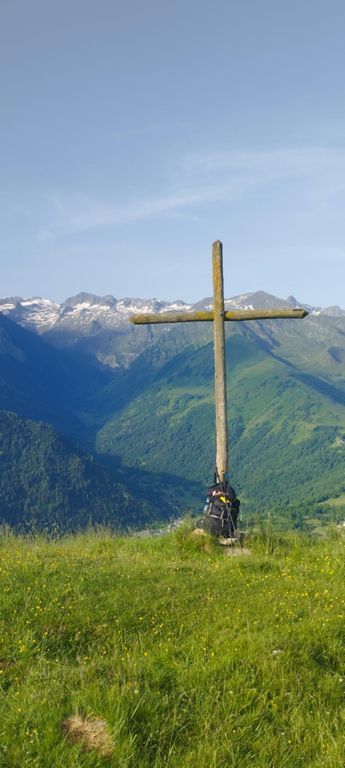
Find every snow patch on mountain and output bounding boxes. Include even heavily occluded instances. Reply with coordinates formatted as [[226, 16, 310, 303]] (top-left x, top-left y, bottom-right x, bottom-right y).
[[0, 293, 194, 334], [0, 290, 343, 337], [0, 297, 60, 331]]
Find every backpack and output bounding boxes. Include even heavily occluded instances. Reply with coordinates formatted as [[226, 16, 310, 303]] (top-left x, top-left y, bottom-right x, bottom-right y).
[[204, 480, 240, 536]]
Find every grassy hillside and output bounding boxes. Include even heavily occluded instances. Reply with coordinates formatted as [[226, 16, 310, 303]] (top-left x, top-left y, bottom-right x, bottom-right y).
[[97, 334, 345, 525], [2, 527, 345, 766]]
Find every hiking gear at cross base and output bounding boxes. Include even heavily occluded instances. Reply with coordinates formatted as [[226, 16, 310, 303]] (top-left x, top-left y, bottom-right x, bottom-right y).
[[203, 475, 240, 537]]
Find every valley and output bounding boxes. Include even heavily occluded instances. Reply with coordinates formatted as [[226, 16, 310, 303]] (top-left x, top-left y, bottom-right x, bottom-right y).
[[1, 291, 345, 531]]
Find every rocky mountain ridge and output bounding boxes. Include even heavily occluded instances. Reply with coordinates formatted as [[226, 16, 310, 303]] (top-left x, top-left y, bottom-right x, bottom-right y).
[[1, 290, 344, 337], [0, 293, 192, 334]]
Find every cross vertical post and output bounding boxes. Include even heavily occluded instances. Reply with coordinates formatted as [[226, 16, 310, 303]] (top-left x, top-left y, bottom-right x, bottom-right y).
[[212, 240, 228, 481]]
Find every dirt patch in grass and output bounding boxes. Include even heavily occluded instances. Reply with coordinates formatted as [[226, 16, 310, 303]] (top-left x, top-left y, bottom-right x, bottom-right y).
[[62, 714, 113, 757], [0, 658, 16, 670]]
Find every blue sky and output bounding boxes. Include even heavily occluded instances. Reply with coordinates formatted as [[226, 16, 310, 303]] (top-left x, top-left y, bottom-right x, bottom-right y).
[[1, 0, 345, 306]]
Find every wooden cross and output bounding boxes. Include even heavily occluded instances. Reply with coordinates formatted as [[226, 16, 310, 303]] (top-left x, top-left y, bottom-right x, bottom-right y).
[[130, 241, 308, 483]]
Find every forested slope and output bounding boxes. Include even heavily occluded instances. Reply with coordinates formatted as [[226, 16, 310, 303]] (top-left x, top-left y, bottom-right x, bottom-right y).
[[0, 411, 156, 531]]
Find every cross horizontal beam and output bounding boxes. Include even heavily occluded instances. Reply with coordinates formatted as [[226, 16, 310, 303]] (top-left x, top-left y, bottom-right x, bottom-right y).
[[130, 308, 308, 325]]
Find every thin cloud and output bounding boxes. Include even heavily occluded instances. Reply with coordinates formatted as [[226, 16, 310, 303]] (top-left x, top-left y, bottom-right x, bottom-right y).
[[51, 184, 244, 234], [42, 146, 345, 236], [185, 147, 345, 175]]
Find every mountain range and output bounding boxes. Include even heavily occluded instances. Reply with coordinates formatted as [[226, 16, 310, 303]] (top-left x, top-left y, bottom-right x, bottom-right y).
[[2, 290, 345, 338], [1, 289, 345, 531]]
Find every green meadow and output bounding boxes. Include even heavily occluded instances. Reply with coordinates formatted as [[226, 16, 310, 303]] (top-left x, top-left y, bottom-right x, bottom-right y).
[[2, 526, 345, 767]]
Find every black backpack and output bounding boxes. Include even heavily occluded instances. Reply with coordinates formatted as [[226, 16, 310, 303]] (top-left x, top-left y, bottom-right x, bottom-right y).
[[204, 480, 240, 536]]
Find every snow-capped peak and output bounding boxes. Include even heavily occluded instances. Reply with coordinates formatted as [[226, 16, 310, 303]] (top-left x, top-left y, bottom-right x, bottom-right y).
[[0, 296, 60, 331], [0, 290, 343, 336]]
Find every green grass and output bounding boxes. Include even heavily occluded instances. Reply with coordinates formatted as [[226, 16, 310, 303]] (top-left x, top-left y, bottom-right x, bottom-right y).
[[2, 526, 345, 766]]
